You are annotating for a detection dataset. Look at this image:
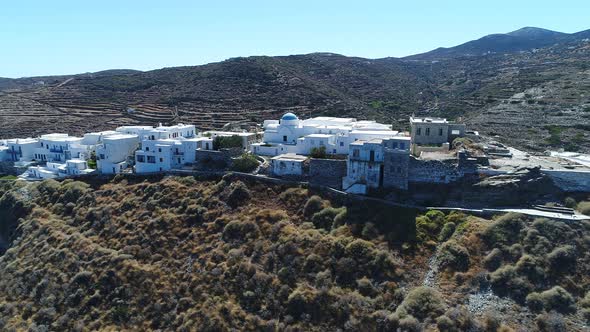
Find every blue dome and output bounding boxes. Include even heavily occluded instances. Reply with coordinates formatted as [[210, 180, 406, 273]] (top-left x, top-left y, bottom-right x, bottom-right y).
[[281, 113, 298, 121]]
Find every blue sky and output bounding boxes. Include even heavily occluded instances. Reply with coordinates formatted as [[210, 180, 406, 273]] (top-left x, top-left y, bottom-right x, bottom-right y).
[[1, 0, 588, 78]]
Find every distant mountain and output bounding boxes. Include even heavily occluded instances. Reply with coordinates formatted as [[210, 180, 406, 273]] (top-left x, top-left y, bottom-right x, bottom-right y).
[[406, 27, 587, 60], [0, 27, 589, 154]]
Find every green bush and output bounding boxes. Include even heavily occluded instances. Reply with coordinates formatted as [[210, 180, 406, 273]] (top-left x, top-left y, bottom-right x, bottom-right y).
[[526, 292, 545, 312], [230, 153, 259, 173], [482, 213, 526, 247], [563, 197, 577, 209], [223, 181, 251, 208], [395, 286, 446, 320], [310, 146, 327, 159], [538, 286, 576, 314], [303, 196, 324, 217], [438, 241, 470, 272], [222, 220, 260, 242], [213, 135, 243, 150], [515, 254, 546, 284], [547, 245, 576, 273], [535, 312, 566, 332], [438, 222, 456, 242], [489, 265, 532, 302], [311, 207, 345, 229], [577, 201, 590, 215], [483, 248, 503, 271]]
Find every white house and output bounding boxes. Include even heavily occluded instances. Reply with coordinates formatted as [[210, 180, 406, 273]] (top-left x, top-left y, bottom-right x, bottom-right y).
[[116, 123, 196, 141], [3, 138, 40, 162], [251, 113, 402, 156], [24, 159, 94, 180], [96, 134, 140, 174], [34, 134, 88, 163], [134, 137, 200, 173], [271, 154, 307, 176], [342, 139, 385, 193]]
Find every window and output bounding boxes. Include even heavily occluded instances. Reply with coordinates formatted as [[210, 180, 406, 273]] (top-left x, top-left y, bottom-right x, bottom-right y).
[[426, 128, 430, 136], [339, 142, 344, 147], [41, 142, 44, 147], [147, 156, 156, 163], [283, 135, 287, 142], [391, 142, 398, 149], [146, 147, 150, 151], [159, 158, 163, 162], [99, 154, 105, 160], [352, 149, 360, 158], [333, 149, 337, 153], [151, 135, 155, 140], [158, 148, 161, 152], [439, 128, 443, 136], [397, 167, 402, 173], [319, 141, 324, 146], [417, 128, 421, 135], [400, 143, 405, 150], [137, 155, 145, 162]]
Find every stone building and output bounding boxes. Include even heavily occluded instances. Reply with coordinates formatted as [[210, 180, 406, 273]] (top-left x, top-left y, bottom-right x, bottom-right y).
[[409, 116, 466, 155], [382, 136, 411, 190]]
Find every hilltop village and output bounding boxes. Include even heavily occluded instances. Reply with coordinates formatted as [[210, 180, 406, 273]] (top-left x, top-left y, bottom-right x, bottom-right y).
[[1, 113, 590, 198]]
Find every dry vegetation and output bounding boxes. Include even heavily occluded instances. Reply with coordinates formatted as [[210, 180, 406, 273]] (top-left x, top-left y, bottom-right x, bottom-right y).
[[0, 176, 588, 331]]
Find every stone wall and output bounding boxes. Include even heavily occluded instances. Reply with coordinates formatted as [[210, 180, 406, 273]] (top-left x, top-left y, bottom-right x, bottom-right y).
[[383, 150, 409, 189], [309, 158, 347, 189], [408, 157, 463, 184], [542, 170, 590, 192], [0, 161, 15, 175]]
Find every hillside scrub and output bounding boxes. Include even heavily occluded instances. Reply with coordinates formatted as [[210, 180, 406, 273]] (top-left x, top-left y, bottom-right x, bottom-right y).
[[0, 177, 588, 330]]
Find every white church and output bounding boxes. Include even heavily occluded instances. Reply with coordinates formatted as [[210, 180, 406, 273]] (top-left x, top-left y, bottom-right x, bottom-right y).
[[250, 113, 404, 156]]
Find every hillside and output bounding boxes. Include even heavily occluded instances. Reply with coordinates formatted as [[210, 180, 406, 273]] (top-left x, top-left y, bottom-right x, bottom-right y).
[[1, 27, 589, 153], [0, 176, 589, 330]]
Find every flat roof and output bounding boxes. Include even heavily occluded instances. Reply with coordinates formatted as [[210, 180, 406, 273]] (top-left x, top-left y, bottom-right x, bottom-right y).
[[205, 131, 255, 136], [410, 117, 448, 124], [6, 138, 39, 144], [305, 134, 333, 138], [271, 153, 308, 161], [103, 134, 138, 140]]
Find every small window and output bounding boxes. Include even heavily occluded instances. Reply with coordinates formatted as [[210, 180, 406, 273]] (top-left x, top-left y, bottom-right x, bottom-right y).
[[417, 128, 421, 135], [426, 128, 430, 136], [159, 158, 163, 162], [400, 143, 405, 149], [439, 128, 443, 136], [146, 147, 150, 151], [158, 148, 161, 152], [339, 142, 344, 147], [283, 135, 287, 142], [353, 149, 360, 158]]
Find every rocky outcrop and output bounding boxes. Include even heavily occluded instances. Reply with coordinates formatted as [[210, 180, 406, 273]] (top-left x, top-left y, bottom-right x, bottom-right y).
[[465, 167, 560, 206]]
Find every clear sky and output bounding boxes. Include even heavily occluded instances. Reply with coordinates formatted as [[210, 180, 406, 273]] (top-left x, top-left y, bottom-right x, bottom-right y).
[[1, 0, 588, 78]]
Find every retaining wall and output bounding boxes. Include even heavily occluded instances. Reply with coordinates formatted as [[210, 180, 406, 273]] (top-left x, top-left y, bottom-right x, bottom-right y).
[[542, 170, 590, 192], [308, 158, 347, 189]]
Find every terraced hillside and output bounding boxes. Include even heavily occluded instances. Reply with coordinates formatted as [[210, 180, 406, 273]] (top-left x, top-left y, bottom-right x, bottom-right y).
[[1, 28, 589, 152]]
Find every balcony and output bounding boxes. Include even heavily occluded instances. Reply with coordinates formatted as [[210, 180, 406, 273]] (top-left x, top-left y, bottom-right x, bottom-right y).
[[173, 151, 184, 156], [49, 148, 64, 153]]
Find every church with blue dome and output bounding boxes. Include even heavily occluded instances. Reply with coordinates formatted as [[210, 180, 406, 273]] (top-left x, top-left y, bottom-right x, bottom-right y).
[[250, 112, 401, 157]]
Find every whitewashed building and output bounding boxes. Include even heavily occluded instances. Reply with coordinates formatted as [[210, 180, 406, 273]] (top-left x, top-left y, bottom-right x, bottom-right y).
[[24, 159, 94, 180], [134, 138, 200, 173], [3, 138, 40, 162], [271, 154, 307, 176], [116, 123, 196, 141], [251, 113, 402, 156], [96, 134, 140, 174], [34, 134, 88, 163]]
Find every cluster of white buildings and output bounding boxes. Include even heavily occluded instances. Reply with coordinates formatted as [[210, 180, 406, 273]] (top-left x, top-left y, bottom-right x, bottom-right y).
[[0, 123, 212, 180], [1, 112, 469, 194]]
